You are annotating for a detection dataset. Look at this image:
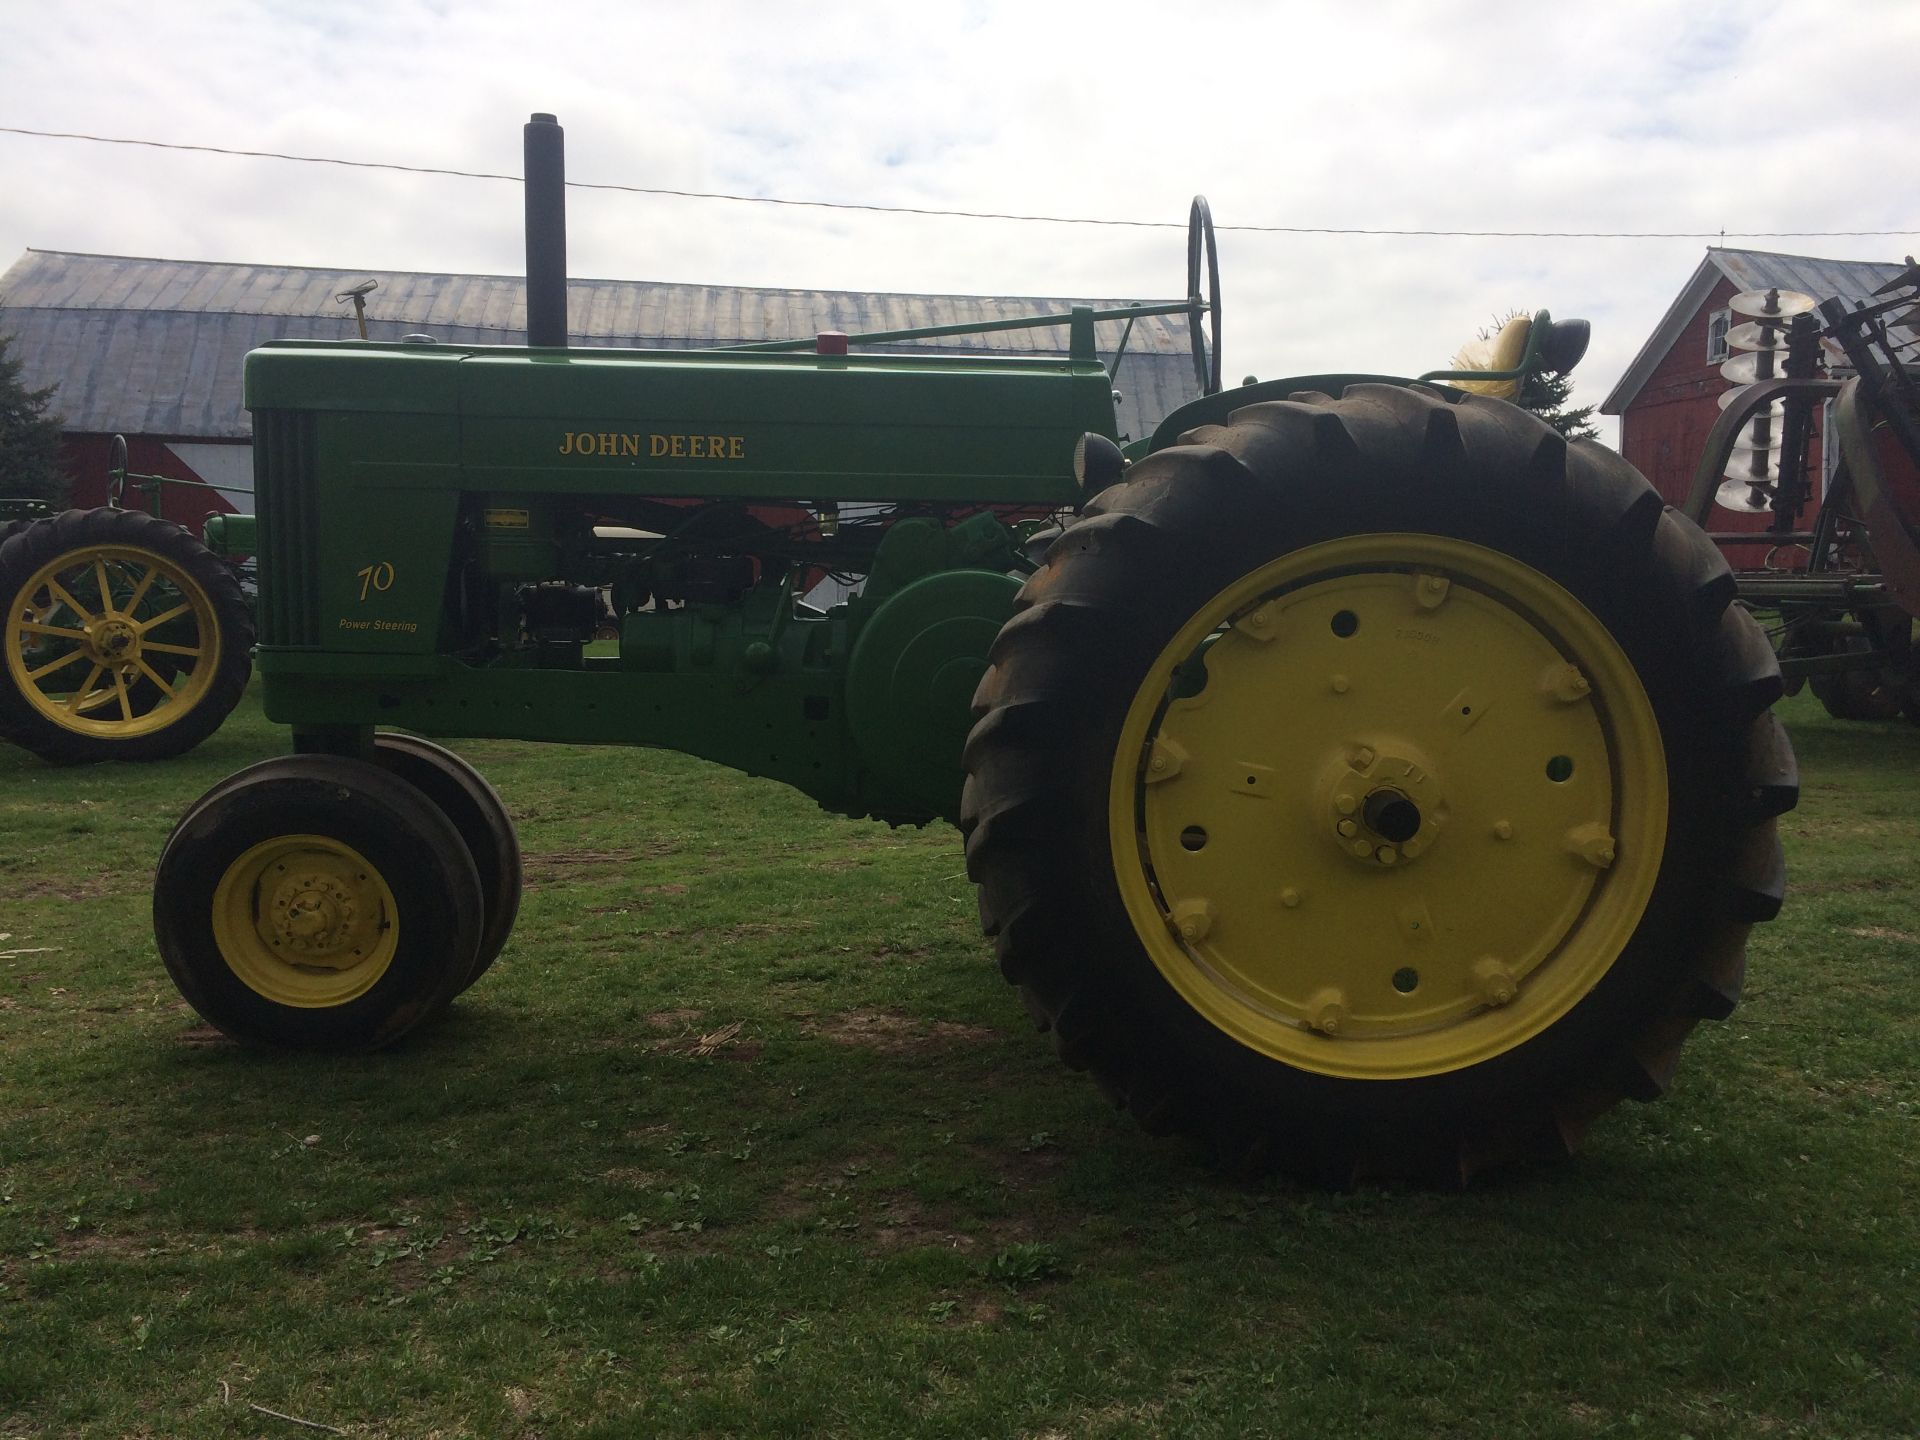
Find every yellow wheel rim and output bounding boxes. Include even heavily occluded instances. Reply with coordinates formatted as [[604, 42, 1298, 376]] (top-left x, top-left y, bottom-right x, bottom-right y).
[[3, 543, 223, 739], [210, 836, 400, 1007], [1107, 534, 1667, 1080]]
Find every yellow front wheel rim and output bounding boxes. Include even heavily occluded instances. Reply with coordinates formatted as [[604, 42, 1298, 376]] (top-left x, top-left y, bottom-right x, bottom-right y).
[[211, 836, 401, 1007], [3, 543, 223, 738], [1108, 534, 1667, 1080]]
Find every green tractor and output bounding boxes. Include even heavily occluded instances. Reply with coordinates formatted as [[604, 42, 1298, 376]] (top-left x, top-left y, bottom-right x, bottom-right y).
[[0, 439, 253, 763], [146, 115, 1795, 1184]]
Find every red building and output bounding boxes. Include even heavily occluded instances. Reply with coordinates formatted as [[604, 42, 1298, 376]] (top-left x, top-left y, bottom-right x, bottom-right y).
[[1601, 248, 1911, 561]]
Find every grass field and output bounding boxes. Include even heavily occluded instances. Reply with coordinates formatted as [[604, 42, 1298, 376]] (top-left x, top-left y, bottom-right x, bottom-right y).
[[1, 688, 1915, 1438]]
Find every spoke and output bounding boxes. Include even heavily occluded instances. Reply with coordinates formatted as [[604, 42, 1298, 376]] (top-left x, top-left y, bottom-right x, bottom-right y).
[[113, 668, 133, 721], [95, 559, 116, 615], [134, 659, 179, 698], [47, 579, 96, 623], [123, 564, 159, 616], [138, 601, 194, 632], [19, 621, 89, 641], [75, 686, 121, 714], [142, 640, 205, 659], [65, 663, 105, 711], [26, 648, 90, 681]]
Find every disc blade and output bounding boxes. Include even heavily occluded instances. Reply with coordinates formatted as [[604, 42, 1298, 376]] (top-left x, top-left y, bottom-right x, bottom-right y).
[[1715, 476, 1775, 512], [1730, 288, 1816, 319], [1721, 352, 1788, 385], [1720, 391, 1788, 416], [1726, 319, 1794, 352], [1724, 449, 1783, 484]]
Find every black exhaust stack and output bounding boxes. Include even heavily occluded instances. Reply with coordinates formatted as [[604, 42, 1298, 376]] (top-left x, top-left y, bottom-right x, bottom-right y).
[[524, 113, 568, 348]]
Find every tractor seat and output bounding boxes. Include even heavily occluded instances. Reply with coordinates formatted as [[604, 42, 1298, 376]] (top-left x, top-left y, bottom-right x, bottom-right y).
[[1445, 314, 1531, 400]]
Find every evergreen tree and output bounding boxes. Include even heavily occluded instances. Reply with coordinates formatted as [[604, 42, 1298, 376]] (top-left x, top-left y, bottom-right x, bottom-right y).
[[1517, 363, 1600, 442], [1481, 311, 1600, 441], [0, 331, 70, 506]]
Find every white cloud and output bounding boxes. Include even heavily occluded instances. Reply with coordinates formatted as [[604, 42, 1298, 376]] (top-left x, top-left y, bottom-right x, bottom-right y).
[[1, 0, 1915, 442]]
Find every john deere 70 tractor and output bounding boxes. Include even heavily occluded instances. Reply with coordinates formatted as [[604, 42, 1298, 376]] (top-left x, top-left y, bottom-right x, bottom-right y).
[[145, 116, 1795, 1184]]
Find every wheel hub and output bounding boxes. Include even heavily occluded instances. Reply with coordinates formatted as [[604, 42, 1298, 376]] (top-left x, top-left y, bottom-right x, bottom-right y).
[[1321, 744, 1445, 867], [210, 836, 400, 1005], [264, 867, 371, 968], [88, 615, 141, 660]]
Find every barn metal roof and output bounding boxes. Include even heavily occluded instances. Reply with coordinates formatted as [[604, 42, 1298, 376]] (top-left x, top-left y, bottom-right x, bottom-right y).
[[0, 250, 1201, 443], [1600, 247, 1914, 414]]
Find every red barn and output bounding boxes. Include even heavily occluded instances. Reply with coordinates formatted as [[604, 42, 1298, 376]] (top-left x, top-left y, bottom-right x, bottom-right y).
[[1601, 248, 1912, 563]]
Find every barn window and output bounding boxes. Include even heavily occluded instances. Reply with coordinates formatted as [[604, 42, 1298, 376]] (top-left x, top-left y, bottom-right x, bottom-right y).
[[1706, 308, 1731, 363]]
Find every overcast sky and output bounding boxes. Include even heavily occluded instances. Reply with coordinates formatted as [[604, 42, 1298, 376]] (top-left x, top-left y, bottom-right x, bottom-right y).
[[2, 0, 1916, 443]]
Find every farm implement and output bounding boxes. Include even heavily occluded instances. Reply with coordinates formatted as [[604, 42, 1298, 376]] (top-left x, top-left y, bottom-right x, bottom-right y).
[[1683, 263, 1920, 722], [130, 115, 1795, 1183]]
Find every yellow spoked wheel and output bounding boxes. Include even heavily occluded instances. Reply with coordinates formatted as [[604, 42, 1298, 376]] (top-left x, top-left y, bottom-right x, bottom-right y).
[[963, 383, 1796, 1184], [155, 755, 483, 1050], [0, 508, 252, 763], [211, 836, 401, 1008], [1109, 535, 1666, 1079], [7, 543, 222, 736]]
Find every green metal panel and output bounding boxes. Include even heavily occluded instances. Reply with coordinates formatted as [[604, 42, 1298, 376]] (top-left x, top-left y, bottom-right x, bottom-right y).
[[245, 333, 1110, 825]]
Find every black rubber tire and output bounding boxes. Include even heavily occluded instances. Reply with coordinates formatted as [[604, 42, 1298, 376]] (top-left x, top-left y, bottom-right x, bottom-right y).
[[0, 507, 252, 763], [1809, 639, 1903, 721], [962, 383, 1796, 1185], [0, 518, 35, 741], [369, 732, 523, 991], [154, 755, 484, 1050]]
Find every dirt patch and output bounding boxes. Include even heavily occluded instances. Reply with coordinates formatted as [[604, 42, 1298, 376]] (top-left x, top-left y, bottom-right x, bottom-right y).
[[5, 874, 129, 902], [865, 1200, 983, 1254], [522, 844, 679, 890], [175, 1023, 233, 1048], [1845, 925, 1918, 943], [644, 1008, 706, 1031], [810, 1008, 996, 1055], [601, 1167, 666, 1190], [55, 1229, 166, 1261]]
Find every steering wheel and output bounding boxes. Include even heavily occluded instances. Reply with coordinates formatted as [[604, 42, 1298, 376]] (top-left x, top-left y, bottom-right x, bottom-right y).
[[1187, 196, 1223, 396]]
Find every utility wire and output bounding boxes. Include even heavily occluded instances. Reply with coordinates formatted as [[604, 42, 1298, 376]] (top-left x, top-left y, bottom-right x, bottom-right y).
[[4, 124, 1916, 240]]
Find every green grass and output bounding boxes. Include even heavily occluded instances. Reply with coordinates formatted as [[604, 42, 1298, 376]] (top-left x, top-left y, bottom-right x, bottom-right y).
[[1, 688, 1916, 1437]]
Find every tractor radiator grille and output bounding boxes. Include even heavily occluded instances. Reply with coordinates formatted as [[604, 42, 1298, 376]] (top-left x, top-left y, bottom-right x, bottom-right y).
[[253, 410, 321, 647]]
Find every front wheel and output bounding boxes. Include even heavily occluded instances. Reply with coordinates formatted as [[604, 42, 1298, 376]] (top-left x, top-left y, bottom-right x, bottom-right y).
[[154, 755, 484, 1049], [963, 383, 1797, 1184]]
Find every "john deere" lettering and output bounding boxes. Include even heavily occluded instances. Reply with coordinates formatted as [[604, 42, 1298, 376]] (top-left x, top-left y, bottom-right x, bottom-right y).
[[558, 431, 746, 460]]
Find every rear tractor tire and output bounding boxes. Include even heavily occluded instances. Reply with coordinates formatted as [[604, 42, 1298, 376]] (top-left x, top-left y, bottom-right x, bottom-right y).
[[962, 383, 1797, 1185], [0, 507, 252, 763], [154, 755, 484, 1050]]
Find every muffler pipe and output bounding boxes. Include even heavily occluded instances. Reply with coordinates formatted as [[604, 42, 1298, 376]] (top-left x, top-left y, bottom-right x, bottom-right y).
[[524, 113, 568, 348]]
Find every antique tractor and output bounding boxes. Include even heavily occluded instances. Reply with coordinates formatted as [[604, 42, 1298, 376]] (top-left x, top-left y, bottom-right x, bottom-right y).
[[147, 116, 1795, 1184], [0, 438, 254, 762]]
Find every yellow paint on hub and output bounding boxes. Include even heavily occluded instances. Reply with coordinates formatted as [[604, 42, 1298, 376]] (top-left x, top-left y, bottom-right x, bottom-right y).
[[211, 836, 400, 1007], [1107, 535, 1666, 1080]]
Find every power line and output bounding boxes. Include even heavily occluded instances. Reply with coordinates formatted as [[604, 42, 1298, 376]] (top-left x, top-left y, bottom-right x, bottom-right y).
[[4, 124, 1916, 240]]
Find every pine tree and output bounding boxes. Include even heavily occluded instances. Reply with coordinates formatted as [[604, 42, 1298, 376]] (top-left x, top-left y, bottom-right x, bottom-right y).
[[1517, 363, 1600, 442], [0, 331, 70, 507]]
